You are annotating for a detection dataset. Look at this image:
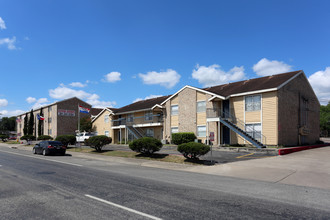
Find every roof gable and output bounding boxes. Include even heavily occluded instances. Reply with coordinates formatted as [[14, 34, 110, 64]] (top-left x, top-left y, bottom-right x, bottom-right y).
[[203, 70, 302, 98], [115, 95, 171, 114]]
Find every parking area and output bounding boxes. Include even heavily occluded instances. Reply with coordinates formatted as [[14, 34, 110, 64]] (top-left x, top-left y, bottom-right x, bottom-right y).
[[80, 144, 278, 164]]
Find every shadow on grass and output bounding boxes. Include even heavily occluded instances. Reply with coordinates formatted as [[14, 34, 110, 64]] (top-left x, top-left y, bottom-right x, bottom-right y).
[[136, 153, 169, 159], [184, 158, 218, 166]]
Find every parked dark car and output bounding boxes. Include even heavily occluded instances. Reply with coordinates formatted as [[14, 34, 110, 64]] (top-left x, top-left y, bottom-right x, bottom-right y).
[[33, 141, 66, 156]]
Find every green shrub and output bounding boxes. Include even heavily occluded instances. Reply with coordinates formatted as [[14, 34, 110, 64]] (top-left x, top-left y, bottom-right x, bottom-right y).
[[85, 135, 112, 152], [129, 137, 162, 155], [37, 135, 53, 140], [177, 142, 210, 159], [172, 132, 197, 145], [55, 135, 76, 146], [21, 135, 36, 144], [0, 134, 9, 142]]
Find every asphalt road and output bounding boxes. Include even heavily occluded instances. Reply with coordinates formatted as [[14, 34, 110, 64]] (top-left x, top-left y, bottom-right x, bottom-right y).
[[1, 145, 330, 219]]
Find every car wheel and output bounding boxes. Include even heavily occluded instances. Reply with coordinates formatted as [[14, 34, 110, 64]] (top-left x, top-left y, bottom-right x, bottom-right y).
[[33, 148, 36, 154], [42, 149, 47, 156]]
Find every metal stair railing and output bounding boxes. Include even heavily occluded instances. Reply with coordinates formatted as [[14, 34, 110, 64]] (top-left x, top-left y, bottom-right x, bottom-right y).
[[208, 108, 266, 148], [127, 126, 143, 139]]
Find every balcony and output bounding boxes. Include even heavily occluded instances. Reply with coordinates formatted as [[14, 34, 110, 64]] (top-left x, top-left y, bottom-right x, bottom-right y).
[[112, 114, 163, 127]]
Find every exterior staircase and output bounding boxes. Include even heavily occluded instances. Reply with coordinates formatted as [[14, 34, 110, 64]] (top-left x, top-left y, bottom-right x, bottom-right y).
[[220, 110, 266, 148], [127, 126, 144, 139]]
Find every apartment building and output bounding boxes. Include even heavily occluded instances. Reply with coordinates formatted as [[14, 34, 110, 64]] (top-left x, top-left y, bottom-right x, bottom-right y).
[[16, 97, 92, 138], [162, 70, 320, 147], [92, 96, 170, 144]]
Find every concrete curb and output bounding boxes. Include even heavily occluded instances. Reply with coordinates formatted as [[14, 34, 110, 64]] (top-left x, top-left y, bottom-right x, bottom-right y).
[[278, 144, 330, 155]]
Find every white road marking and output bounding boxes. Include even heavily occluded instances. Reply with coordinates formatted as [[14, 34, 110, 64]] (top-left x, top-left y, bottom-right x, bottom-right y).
[[85, 194, 162, 220], [0, 149, 83, 167]]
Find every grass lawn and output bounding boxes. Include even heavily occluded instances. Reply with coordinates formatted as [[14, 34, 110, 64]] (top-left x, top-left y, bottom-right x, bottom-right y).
[[67, 147, 206, 165]]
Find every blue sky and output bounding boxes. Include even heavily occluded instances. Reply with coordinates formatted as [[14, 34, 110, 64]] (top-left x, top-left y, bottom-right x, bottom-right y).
[[1, 0, 330, 117]]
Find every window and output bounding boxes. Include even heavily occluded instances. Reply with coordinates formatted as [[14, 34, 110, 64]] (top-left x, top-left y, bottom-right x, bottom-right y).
[[48, 106, 52, 112], [144, 111, 153, 121], [104, 115, 109, 123], [197, 126, 206, 137], [197, 101, 206, 113], [246, 123, 262, 141], [245, 95, 261, 111], [127, 114, 134, 122], [171, 105, 178, 116], [146, 128, 154, 137], [48, 129, 52, 135], [105, 131, 109, 137], [48, 117, 52, 123], [171, 127, 178, 134]]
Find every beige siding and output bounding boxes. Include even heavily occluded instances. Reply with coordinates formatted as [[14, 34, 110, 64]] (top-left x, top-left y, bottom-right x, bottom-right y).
[[171, 95, 179, 105], [262, 92, 278, 145], [197, 92, 206, 101], [92, 110, 112, 137], [197, 112, 206, 125], [245, 111, 261, 123], [171, 115, 179, 127]]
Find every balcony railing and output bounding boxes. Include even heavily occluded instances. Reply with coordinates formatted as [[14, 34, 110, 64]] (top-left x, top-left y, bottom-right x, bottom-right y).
[[112, 114, 163, 127]]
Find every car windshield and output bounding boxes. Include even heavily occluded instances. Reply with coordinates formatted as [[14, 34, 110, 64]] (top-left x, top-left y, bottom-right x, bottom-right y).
[[48, 141, 62, 146]]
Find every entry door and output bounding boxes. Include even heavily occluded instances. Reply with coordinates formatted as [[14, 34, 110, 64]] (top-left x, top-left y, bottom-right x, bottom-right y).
[[222, 126, 230, 145], [222, 99, 230, 118], [222, 100, 230, 145]]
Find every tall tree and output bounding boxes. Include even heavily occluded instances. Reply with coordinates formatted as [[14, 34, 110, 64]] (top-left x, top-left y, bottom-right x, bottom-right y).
[[80, 117, 93, 132], [320, 102, 330, 136], [23, 113, 28, 135], [0, 117, 16, 131], [38, 108, 44, 136], [28, 110, 34, 135]]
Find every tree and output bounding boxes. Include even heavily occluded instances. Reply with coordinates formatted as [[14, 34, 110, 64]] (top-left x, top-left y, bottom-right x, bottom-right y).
[[0, 117, 16, 131], [38, 108, 44, 136], [320, 102, 330, 136], [80, 117, 93, 132], [23, 113, 28, 135], [28, 110, 34, 135]]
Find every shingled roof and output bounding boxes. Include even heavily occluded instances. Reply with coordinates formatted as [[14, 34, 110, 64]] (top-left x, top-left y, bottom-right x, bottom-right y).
[[203, 70, 301, 97], [115, 95, 171, 114]]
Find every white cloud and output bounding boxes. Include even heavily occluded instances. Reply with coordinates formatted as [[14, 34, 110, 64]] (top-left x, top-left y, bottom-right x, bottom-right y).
[[32, 98, 49, 109], [0, 109, 24, 117], [192, 64, 246, 87], [138, 69, 180, 89], [308, 67, 330, 105], [0, 99, 8, 107], [0, 17, 6, 30], [49, 85, 116, 108], [104, 72, 121, 83], [26, 97, 37, 104], [253, 58, 292, 76], [70, 82, 87, 88], [133, 94, 162, 103], [0, 37, 17, 50]]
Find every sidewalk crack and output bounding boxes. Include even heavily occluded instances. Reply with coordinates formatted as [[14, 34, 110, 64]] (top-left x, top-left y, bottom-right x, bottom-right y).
[[275, 170, 297, 183]]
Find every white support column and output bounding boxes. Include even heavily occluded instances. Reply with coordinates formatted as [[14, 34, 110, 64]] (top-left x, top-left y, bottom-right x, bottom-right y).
[[119, 128, 121, 145], [125, 127, 127, 145]]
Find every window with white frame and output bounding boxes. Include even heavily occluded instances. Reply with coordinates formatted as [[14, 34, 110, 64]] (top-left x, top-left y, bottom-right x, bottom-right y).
[[144, 111, 153, 121], [246, 123, 262, 141], [245, 95, 261, 111], [197, 126, 206, 137], [171, 105, 178, 116], [197, 101, 206, 113], [127, 114, 134, 122], [105, 131, 109, 137], [104, 115, 109, 123], [171, 127, 178, 134], [146, 128, 154, 137]]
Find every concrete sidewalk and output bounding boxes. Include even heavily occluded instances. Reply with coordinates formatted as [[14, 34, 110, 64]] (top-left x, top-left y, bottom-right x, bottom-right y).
[[2, 143, 330, 191]]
